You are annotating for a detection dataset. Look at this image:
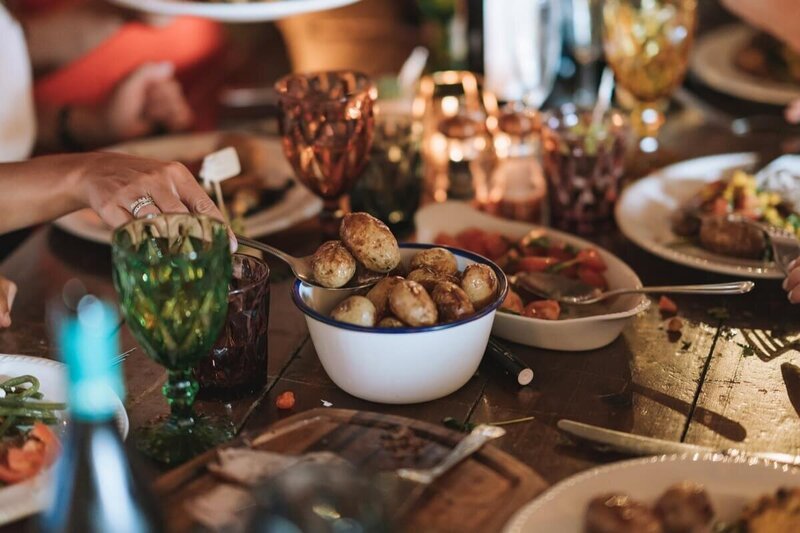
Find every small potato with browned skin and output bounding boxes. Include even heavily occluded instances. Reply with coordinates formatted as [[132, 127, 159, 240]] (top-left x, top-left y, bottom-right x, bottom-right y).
[[377, 315, 406, 328], [389, 280, 438, 327], [409, 247, 458, 276], [461, 264, 498, 309], [432, 282, 475, 323], [406, 267, 460, 293], [366, 276, 404, 319], [330, 296, 376, 327], [310, 240, 357, 288], [340, 213, 401, 273]]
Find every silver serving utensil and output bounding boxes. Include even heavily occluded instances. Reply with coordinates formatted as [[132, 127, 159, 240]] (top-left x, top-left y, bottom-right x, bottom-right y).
[[111, 347, 136, 367], [590, 67, 615, 128], [511, 271, 754, 305], [235, 234, 381, 291], [725, 214, 800, 276], [557, 419, 800, 467], [382, 424, 506, 520]]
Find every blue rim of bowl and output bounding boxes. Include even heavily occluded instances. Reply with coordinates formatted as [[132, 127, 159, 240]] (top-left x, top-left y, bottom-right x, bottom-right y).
[[292, 243, 509, 334]]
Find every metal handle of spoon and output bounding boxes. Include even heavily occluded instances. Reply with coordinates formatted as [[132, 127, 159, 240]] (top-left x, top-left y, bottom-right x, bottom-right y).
[[235, 234, 299, 267], [395, 425, 506, 484], [605, 281, 754, 299]]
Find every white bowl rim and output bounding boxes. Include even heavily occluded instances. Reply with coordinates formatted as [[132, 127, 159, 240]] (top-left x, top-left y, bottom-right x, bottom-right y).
[[292, 243, 509, 334]]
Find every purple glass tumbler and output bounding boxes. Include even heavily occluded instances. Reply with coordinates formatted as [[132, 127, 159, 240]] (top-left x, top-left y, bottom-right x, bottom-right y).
[[196, 253, 270, 398]]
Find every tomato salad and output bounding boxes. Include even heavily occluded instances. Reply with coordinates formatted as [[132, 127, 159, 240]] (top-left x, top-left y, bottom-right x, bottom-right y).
[[435, 228, 609, 320]]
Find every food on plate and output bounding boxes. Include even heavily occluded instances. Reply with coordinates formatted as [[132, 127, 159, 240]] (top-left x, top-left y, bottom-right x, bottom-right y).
[[585, 485, 713, 533], [309, 241, 357, 289], [671, 170, 799, 260], [377, 316, 405, 328], [658, 296, 678, 315], [0, 375, 64, 485], [585, 493, 663, 533], [461, 263, 499, 309], [389, 280, 439, 327], [732, 487, 800, 532], [330, 296, 377, 327], [409, 247, 459, 276], [339, 212, 401, 273], [654, 482, 714, 533], [435, 228, 608, 320], [431, 282, 475, 323], [735, 32, 800, 86], [275, 391, 295, 410], [667, 317, 683, 333], [365, 276, 404, 318]]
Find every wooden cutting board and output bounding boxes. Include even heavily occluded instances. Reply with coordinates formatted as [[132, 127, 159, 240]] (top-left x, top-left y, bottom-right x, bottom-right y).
[[155, 408, 547, 533]]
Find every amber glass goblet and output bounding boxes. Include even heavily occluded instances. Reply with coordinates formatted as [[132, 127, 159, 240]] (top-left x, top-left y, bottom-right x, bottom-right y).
[[275, 71, 376, 237]]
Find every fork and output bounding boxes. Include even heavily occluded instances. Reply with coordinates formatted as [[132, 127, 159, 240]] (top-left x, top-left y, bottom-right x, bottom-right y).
[[111, 347, 137, 367], [730, 215, 800, 275]]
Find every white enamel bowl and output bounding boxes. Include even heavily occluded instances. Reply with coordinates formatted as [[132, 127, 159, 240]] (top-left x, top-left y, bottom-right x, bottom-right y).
[[416, 202, 650, 351], [292, 244, 508, 404]]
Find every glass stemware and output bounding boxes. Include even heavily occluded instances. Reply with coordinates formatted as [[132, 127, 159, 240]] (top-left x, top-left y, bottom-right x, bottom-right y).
[[275, 71, 376, 237], [112, 214, 233, 464], [602, 0, 697, 152]]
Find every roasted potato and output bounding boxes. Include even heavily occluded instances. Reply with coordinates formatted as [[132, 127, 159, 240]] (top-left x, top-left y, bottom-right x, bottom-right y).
[[409, 247, 458, 276], [431, 282, 475, 323], [330, 296, 376, 327], [366, 276, 404, 319], [377, 315, 406, 328], [389, 280, 438, 327], [353, 264, 386, 286], [310, 240, 357, 288], [406, 267, 460, 293], [340, 212, 401, 273], [461, 264, 499, 309]]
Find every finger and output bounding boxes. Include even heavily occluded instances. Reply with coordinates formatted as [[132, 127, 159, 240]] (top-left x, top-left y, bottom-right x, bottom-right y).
[[133, 203, 162, 219], [786, 100, 800, 125], [790, 285, 800, 304], [99, 204, 134, 230], [145, 81, 193, 131], [172, 175, 237, 251], [783, 267, 800, 292], [0, 279, 16, 328], [149, 183, 190, 215]]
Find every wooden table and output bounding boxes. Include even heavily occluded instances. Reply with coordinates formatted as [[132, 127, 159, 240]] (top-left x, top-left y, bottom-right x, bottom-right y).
[[2, 100, 800, 531]]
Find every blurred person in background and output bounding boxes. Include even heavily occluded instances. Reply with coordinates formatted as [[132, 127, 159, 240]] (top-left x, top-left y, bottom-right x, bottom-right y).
[[0, 1, 229, 327]]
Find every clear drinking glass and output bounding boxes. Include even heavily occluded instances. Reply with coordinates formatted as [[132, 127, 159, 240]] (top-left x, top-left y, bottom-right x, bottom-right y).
[[112, 214, 233, 464], [541, 106, 630, 234], [602, 0, 697, 151], [564, 0, 604, 106], [483, 0, 562, 108], [196, 253, 270, 399], [275, 71, 376, 238]]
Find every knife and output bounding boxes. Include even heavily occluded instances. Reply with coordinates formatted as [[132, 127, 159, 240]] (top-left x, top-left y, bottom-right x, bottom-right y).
[[557, 419, 800, 467]]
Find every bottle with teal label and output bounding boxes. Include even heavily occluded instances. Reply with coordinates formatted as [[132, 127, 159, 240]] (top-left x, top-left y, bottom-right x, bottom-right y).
[[37, 296, 163, 533]]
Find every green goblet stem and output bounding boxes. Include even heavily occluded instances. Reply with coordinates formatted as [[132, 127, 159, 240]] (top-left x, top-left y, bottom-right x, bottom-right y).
[[163, 369, 199, 428]]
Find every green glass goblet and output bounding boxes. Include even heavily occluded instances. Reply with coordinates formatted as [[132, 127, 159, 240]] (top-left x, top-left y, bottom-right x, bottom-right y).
[[111, 214, 233, 464]]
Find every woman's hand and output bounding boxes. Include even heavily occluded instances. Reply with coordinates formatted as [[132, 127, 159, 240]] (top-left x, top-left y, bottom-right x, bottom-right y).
[[783, 259, 800, 303], [0, 277, 17, 329], [786, 100, 800, 124]]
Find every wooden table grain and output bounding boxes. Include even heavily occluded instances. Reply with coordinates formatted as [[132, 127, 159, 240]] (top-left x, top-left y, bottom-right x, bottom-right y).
[[1, 104, 800, 531]]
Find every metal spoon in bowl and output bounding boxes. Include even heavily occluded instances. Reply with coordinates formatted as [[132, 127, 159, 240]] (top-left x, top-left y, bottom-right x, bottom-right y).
[[511, 271, 754, 305], [235, 234, 381, 291]]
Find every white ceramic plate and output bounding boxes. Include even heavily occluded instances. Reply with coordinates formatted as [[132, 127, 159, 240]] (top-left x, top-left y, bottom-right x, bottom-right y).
[[690, 25, 800, 106], [54, 132, 322, 244], [504, 453, 800, 533], [0, 354, 129, 526], [616, 152, 782, 279], [107, 0, 360, 22], [415, 202, 649, 351]]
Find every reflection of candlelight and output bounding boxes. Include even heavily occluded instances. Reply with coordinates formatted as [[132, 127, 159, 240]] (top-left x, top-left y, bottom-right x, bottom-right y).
[[441, 96, 459, 117]]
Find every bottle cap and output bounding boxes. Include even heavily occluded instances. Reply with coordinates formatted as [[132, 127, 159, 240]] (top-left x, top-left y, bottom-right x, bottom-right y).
[[60, 296, 125, 421]]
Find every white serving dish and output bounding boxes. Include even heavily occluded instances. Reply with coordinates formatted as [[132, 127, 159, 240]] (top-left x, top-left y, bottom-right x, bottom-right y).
[[415, 202, 649, 351], [107, 0, 361, 23], [504, 453, 800, 533], [292, 244, 508, 404]]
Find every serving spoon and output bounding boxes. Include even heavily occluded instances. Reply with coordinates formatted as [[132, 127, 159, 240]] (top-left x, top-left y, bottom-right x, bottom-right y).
[[235, 234, 380, 291], [511, 271, 754, 305]]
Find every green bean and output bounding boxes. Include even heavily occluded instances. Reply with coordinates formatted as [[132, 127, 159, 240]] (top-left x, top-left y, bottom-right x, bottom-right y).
[[0, 375, 39, 395], [0, 407, 61, 419], [0, 399, 66, 411], [0, 417, 15, 438]]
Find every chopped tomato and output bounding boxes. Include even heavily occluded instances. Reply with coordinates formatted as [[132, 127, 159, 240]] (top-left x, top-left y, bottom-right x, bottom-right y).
[[576, 249, 607, 272], [578, 266, 608, 290], [547, 244, 575, 261], [276, 391, 296, 410], [434, 233, 460, 248], [517, 256, 559, 273], [522, 300, 561, 320], [658, 296, 678, 315], [6, 448, 42, 476], [501, 290, 524, 314], [0, 463, 36, 484], [482, 233, 510, 260], [30, 423, 60, 466]]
